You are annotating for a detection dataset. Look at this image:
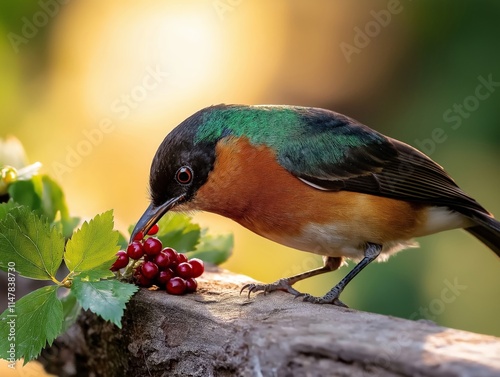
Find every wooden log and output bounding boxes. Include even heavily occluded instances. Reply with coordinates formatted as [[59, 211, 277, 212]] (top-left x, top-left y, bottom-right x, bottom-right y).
[[41, 268, 500, 376]]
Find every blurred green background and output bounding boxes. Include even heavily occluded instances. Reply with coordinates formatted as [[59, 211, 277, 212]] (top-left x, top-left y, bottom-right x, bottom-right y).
[[1, 0, 499, 340]]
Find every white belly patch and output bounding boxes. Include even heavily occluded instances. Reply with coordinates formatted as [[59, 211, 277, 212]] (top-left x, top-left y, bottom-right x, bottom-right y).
[[415, 206, 472, 237], [261, 222, 418, 262]]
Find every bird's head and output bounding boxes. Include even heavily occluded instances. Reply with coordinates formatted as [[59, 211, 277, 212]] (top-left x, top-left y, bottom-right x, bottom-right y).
[[130, 103, 307, 241], [130, 107, 219, 242]]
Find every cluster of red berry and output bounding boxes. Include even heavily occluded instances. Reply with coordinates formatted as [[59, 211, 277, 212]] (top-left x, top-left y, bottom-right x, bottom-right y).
[[111, 224, 204, 295]]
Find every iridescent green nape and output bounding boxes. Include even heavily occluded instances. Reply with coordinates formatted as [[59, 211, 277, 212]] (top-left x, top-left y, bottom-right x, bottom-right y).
[[193, 104, 388, 178], [194, 105, 302, 147]]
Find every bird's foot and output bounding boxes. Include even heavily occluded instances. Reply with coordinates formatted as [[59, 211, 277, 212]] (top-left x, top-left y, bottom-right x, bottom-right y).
[[240, 278, 302, 298], [298, 287, 348, 308]]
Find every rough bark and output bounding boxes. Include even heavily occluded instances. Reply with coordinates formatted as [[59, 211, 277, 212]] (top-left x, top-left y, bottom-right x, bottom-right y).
[[41, 268, 500, 377]]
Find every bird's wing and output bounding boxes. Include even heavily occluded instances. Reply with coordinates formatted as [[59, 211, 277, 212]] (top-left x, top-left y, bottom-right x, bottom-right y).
[[278, 109, 489, 217], [277, 108, 398, 181]]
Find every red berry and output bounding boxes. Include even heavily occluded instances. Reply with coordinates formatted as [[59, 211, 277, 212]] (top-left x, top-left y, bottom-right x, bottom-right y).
[[143, 253, 154, 262], [156, 268, 175, 286], [166, 277, 186, 295], [188, 258, 204, 278], [134, 274, 152, 287], [127, 241, 144, 260], [154, 252, 171, 268], [177, 253, 188, 264], [133, 231, 144, 241], [141, 261, 159, 279], [143, 237, 162, 256], [111, 251, 129, 271], [185, 278, 197, 292], [133, 266, 152, 287], [162, 248, 178, 267], [147, 224, 159, 235], [176, 262, 193, 279]]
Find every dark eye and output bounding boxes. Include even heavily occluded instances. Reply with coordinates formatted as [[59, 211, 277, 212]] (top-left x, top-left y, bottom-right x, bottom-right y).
[[175, 166, 193, 185]]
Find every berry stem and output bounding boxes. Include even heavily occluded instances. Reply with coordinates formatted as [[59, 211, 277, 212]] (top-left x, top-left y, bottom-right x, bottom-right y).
[[122, 259, 141, 279]]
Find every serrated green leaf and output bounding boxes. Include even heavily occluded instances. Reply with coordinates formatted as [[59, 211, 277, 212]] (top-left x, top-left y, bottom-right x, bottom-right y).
[[0, 206, 64, 280], [64, 210, 120, 280], [79, 268, 115, 281], [0, 285, 63, 364], [60, 291, 82, 333], [5, 174, 79, 238], [0, 200, 20, 221], [154, 212, 201, 252], [71, 278, 138, 328], [187, 234, 233, 265]]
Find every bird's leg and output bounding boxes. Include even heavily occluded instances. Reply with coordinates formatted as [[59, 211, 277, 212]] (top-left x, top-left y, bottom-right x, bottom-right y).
[[301, 243, 382, 307], [241, 256, 342, 298]]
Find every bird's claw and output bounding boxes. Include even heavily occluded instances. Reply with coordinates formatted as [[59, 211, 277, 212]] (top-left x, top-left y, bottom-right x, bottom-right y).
[[240, 283, 262, 299], [240, 278, 302, 299], [241, 280, 348, 307]]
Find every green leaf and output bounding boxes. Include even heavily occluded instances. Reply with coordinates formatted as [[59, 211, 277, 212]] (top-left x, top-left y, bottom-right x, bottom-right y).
[[40, 175, 66, 222], [60, 291, 82, 333], [0, 206, 64, 280], [154, 212, 201, 252], [71, 278, 138, 328], [5, 174, 79, 238], [64, 210, 120, 280], [0, 285, 63, 364], [187, 233, 233, 265], [40, 175, 80, 237], [0, 199, 20, 221], [78, 269, 115, 281], [7, 179, 42, 211], [53, 216, 80, 239]]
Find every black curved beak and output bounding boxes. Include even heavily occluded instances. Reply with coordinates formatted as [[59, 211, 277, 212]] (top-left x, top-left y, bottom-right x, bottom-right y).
[[130, 194, 185, 242]]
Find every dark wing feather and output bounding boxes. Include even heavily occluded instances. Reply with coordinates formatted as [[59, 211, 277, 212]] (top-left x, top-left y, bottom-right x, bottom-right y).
[[277, 107, 399, 180], [281, 109, 490, 218], [300, 140, 490, 217]]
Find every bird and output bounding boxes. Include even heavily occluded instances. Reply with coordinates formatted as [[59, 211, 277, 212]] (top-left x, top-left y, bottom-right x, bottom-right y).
[[130, 104, 500, 307]]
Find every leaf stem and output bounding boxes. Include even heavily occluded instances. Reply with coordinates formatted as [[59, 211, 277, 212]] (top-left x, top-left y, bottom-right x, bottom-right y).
[[51, 276, 62, 285], [59, 273, 73, 288]]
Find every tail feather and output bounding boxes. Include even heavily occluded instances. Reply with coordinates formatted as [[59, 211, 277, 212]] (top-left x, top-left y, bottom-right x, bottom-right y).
[[465, 214, 500, 257]]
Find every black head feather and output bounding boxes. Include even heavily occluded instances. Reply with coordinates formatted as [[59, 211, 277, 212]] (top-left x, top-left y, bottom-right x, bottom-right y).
[[149, 108, 217, 207]]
